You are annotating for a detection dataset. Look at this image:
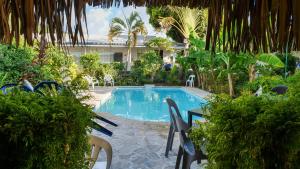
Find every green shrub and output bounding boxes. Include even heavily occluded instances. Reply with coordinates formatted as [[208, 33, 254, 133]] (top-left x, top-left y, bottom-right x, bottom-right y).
[[275, 53, 297, 75], [39, 45, 78, 83], [166, 65, 181, 85], [80, 53, 100, 76], [191, 78, 300, 169], [131, 51, 163, 84], [244, 75, 285, 93], [0, 44, 38, 83], [0, 90, 92, 169]]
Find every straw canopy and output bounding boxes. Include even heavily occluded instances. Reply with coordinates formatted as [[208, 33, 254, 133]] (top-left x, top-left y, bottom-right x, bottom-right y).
[[0, 0, 299, 52]]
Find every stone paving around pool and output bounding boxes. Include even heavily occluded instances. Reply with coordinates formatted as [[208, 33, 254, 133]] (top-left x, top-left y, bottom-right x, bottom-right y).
[[87, 86, 210, 169], [92, 113, 207, 169]]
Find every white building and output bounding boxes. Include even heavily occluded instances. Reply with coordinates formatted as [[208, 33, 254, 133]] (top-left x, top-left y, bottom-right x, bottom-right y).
[[66, 35, 184, 70]]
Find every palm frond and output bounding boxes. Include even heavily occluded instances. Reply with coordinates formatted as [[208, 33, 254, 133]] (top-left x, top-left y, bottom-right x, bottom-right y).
[[128, 11, 141, 27], [257, 53, 284, 68], [111, 17, 128, 29], [108, 24, 124, 42]]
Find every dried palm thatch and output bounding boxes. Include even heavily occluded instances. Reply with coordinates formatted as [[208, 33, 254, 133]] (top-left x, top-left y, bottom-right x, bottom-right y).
[[0, 0, 299, 53], [0, 0, 89, 46], [205, 0, 300, 53]]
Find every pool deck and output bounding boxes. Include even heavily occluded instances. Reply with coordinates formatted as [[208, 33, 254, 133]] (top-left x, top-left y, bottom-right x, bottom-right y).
[[86, 86, 210, 169]]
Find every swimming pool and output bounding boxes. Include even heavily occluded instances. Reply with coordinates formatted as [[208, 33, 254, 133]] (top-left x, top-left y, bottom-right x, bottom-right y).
[[97, 87, 207, 122]]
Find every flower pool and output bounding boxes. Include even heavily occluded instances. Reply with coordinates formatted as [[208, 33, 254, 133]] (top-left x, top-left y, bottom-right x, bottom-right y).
[[97, 87, 207, 122]]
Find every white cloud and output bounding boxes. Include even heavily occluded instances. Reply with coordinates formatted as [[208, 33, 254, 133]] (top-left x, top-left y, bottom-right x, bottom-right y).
[[85, 6, 165, 40]]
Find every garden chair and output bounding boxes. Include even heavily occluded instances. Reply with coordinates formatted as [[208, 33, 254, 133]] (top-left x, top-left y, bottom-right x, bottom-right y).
[[103, 74, 114, 87], [271, 85, 288, 95], [173, 114, 207, 169], [85, 75, 99, 89], [185, 75, 195, 87], [87, 135, 112, 169], [0, 83, 17, 94], [165, 98, 190, 157]]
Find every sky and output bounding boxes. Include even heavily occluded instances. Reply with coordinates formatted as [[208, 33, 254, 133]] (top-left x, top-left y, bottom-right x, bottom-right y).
[[84, 5, 165, 41]]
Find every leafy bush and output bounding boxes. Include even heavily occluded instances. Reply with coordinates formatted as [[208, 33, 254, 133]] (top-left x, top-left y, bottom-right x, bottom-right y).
[[191, 76, 300, 169], [275, 53, 297, 75], [0, 90, 92, 169], [80, 53, 100, 76], [243, 75, 285, 93], [0, 44, 38, 83], [39, 45, 78, 83], [131, 51, 163, 84], [164, 65, 181, 85]]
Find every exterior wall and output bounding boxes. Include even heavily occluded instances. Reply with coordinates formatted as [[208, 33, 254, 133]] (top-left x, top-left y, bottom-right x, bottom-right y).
[[67, 45, 180, 70]]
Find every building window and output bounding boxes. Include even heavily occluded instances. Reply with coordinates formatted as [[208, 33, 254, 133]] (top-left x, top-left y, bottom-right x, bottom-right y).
[[113, 53, 123, 62], [101, 52, 114, 63]]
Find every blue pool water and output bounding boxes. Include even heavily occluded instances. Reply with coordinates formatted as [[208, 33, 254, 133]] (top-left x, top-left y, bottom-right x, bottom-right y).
[[97, 87, 207, 122]]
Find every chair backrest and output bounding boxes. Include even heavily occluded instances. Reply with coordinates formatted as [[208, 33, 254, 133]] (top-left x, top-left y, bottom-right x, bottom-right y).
[[104, 74, 113, 82], [271, 85, 288, 95], [84, 76, 93, 84], [173, 114, 196, 156], [88, 135, 112, 169], [34, 81, 61, 91], [166, 98, 184, 130], [188, 75, 195, 81], [0, 83, 17, 94]]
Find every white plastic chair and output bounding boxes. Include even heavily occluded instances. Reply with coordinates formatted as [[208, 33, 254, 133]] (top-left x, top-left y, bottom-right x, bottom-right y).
[[87, 135, 112, 169], [103, 74, 114, 86], [186, 75, 195, 87], [85, 76, 99, 89]]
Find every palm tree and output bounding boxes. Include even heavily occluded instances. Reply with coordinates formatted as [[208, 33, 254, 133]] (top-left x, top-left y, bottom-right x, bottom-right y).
[[159, 6, 207, 56], [108, 11, 147, 70]]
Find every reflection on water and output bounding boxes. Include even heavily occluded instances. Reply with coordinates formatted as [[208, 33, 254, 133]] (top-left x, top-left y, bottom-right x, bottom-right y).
[[98, 88, 207, 122]]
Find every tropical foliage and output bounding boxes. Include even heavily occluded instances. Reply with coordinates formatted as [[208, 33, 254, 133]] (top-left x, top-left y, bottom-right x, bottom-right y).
[[158, 6, 208, 40], [0, 44, 38, 83], [131, 51, 163, 83], [39, 45, 78, 83], [190, 73, 300, 169], [108, 11, 147, 70], [177, 36, 288, 96], [145, 37, 173, 51], [80, 52, 100, 77], [0, 89, 92, 169]]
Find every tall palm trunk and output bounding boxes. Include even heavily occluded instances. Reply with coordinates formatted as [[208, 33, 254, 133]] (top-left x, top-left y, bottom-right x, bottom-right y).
[[249, 64, 256, 82], [127, 47, 132, 71], [226, 59, 234, 97], [183, 38, 189, 57], [228, 72, 234, 97]]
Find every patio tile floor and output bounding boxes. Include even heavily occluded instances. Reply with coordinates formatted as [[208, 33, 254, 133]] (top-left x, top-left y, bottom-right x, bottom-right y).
[[92, 113, 207, 169]]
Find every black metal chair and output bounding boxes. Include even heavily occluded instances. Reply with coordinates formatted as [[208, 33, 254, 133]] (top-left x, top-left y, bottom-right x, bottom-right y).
[[271, 85, 288, 95], [173, 113, 207, 169], [165, 98, 190, 157]]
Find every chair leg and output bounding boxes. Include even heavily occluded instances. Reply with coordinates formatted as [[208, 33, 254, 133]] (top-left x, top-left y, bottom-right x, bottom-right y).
[[182, 151, 195, 169], [175, 146, 183, 169], [182, 151, 194, 169], [170, 129, 175, 150], [165, 125, 174, 157]]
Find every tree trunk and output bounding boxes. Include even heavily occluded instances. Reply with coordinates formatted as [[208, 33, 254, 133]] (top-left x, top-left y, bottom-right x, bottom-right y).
[[227, 60, 234, 97], [228, 72, 234, 97], [249, 64, 256, 82], [195, 71, 201, 88], [183, 38, 189, 57], [201, 73, 205, 89], [127, 47, 132, 71]]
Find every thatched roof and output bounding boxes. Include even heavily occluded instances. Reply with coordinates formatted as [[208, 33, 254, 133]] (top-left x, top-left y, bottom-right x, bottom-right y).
[[0, 0, 299, 52]]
